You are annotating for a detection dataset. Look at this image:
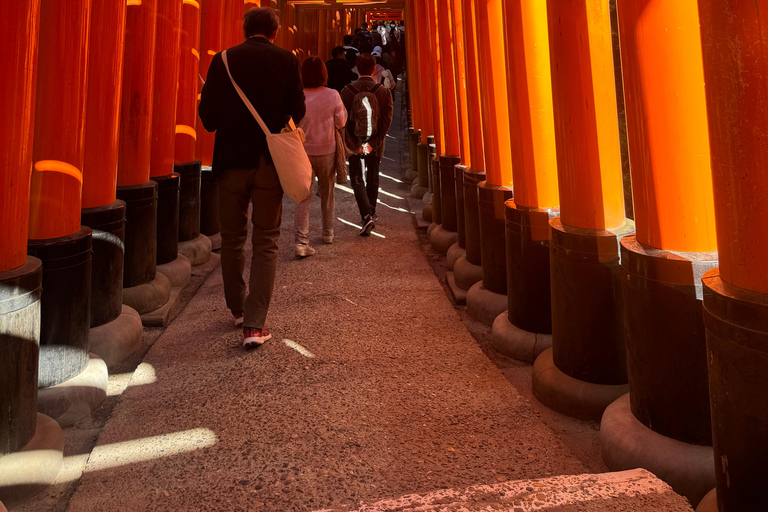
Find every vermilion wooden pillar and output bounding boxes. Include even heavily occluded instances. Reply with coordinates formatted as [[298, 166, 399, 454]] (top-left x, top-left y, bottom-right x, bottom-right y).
[[80, 0, 134, 343], [410, 0, 433, 199], [27, 0, 106, 431], [0, 0, 46, 478], [599, 4, 719, 505], [117, 0, 164, 297], [467, 0, 513, 322], [698, 3, 768, 511], [176, 0, 205, 246], [151, 0, 184, 267], [453, 0, 486, 292], [531, 0, 633, 421], [492, 0, 559, 359]]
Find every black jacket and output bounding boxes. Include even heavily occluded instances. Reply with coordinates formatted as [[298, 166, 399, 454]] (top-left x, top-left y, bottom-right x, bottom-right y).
[[198, 37, 305, 174], [326, 58, 358, 92]]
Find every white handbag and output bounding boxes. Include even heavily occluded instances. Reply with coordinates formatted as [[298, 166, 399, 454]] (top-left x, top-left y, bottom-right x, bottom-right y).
[[222, 50, 312, 202]]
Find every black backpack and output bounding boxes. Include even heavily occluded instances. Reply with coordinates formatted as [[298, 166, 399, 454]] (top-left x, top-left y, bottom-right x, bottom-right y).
[[347, 83, 382, 142]]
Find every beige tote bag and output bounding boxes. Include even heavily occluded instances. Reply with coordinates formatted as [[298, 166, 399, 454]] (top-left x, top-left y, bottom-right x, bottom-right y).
[[222, 50, 312, 202]]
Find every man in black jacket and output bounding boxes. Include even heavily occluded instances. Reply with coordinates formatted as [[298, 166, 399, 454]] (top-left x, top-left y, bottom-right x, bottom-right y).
[[199, 7, 305, 349], [341, 53, 393, 236], [326, 46, 358, 92]]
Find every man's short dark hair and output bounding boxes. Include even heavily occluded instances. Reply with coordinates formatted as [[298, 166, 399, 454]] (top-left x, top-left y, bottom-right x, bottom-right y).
[[343, 34, 353, 46], [301, 56, 328, 88], [356, 53, 376, 76], [361, 22, 369, 29], [331, 46, 345, 59], [243, 7, 279, 38]]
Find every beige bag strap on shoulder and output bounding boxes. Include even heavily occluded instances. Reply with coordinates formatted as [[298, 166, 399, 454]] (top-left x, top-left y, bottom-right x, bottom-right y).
[[222, 50, 272, 136]]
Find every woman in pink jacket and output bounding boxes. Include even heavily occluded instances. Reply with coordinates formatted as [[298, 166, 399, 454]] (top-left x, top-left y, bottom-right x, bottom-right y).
[[294, 56, 348, 258]]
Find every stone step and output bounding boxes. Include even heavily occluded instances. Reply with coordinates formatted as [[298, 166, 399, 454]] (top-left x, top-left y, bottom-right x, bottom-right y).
[[316, 469, 694, 512]]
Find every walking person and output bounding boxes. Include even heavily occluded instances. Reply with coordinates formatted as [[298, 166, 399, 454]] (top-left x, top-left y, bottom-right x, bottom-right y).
[[341, 53, 394, 236], [326, 46, 358, 92], [293, 56, 348, 257], [198, 7, 305, 348]]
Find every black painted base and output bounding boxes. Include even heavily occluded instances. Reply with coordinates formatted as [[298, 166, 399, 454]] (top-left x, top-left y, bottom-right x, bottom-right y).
[[463, 168, 486, 267], [174, 160, 202, 242], [439, 155, 461, 232], [200, 167, 220, 237], [478, 181, 513, 295], [416, 143, 430, 190], [455, 165, 468, 249], [28, 228, 92, 389], [430, 156, 442, 225], [155, 173, 180, 265], [703, 269, 768, 512], [549, 217, 634, 386], [505, 201, 559, 336], [622, 235, 717, 445], [117, 181, 158, 288], [0, 258, 42, 454], [81, 200, 125, 328]]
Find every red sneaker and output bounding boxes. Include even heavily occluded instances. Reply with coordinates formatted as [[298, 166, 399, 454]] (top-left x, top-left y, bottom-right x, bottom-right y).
[[232, 310, 244, 327], [243, 327, 272, 349]]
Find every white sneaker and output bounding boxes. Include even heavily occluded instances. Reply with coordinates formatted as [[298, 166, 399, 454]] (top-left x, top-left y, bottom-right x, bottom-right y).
[[243, 327, 272, 349], [294, 244, 316, 258], [232, 311, 244, 327]]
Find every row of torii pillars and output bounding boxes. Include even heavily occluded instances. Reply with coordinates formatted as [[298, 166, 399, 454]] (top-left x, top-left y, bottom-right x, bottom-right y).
[[403, 1, 768, 512], [0, 0, 372, 508]]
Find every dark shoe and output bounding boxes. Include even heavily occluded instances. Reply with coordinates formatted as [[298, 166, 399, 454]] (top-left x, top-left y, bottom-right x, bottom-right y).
[[359, 216, 375, 236], [243, 327, 272, 349], [371, 211, 378, 222]]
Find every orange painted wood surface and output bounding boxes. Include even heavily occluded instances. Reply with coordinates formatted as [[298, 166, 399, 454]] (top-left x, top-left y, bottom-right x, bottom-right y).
[[405, 0, 422, 132], [413, 0, 434, 142], [0, 1, 40, 270], [475, 0, 513, 187], [175, 0, 201, 164], [618, 0, 716, 253], [547, 0, 624, 230], [436, 0, 461, 157], [458, 0, 484, 171], [424, 0, 445, 154], [82, 0, 126, 209], [699, 2, 768, 293], [451, 0, 470, 166], [196, 0, 224, 167], [503, 0, 559, 209], [29, 0, 90, 240], [118, 0, 158, 186], [150, 0, 183, 178]]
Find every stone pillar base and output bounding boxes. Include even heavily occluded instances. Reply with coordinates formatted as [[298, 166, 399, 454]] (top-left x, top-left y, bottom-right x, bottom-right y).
[[492, 312, 552, 363], [445, 243, 466, 271], [156, 254, 192, 288], [601, 394, 715, 508], [427, 222, 438, 237], [139, 287, 182, 327], [466, 281, 508, 326], [411, 183, 429, 199], [422, 191, 432, 206], [532, 348, 629, 421], [454, 256, 483, 291], [429, 224, 458, 254], [122, 272, 171, 315], [208, 232, 222, 251], [405, 168, 419, 182], [0, 413, 63, 508], [89, 305, 143, 370], [422, 203, 433, 224], [178, 233, 211, 266], [37, 353, 108, 428], [695, 489, 717, 512], [445, 272, 467, 305]]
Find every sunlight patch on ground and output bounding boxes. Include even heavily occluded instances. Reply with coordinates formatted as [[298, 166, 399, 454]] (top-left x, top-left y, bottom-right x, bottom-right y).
[[337, 217, 386, 239], [377, 200, 410, 213], [379, 173, 403, 183], [107, 363, 157, 397], [283, 339, 315, 358]]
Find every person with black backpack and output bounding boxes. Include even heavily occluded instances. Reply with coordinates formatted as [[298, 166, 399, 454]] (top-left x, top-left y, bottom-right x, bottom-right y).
[[341, 53, 394, 236]]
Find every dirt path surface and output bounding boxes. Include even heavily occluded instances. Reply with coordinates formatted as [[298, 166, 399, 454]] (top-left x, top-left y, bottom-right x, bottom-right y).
[[58, 90, 592, 512]]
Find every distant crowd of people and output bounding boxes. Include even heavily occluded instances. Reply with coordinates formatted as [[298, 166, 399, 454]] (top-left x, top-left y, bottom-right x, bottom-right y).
[[199, 8, 398, 348]]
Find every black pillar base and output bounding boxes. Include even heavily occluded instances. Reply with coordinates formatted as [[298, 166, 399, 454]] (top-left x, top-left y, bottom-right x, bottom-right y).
[[622, 235, 717, 445], [0, 257, 42, 454], [430, 156, 442, 225], [81, 200, 125, 328], [155, 173, 180, 265], [703, 268, 768, 512], [408, 129, 419, 172], [548, 217, 634, 385], [463, 168, 486, 266], [28, 227, 92, 388], [439, 155, 461, 232], [455, 165, 468, 248], [174, 160, 202, 243], [117, 181, 158, 288], [505, 200, 559, 335], [200, 166, 220, 237], [416, 143, 429, 189], [478, 181, 513, 295]]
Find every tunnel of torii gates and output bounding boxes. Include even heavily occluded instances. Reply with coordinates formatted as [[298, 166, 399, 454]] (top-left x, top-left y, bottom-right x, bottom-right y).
[[1, 0, 768, 511]]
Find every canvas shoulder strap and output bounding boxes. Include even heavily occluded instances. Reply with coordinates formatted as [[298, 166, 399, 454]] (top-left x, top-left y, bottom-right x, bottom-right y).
[[222, 50, 281, 136]]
